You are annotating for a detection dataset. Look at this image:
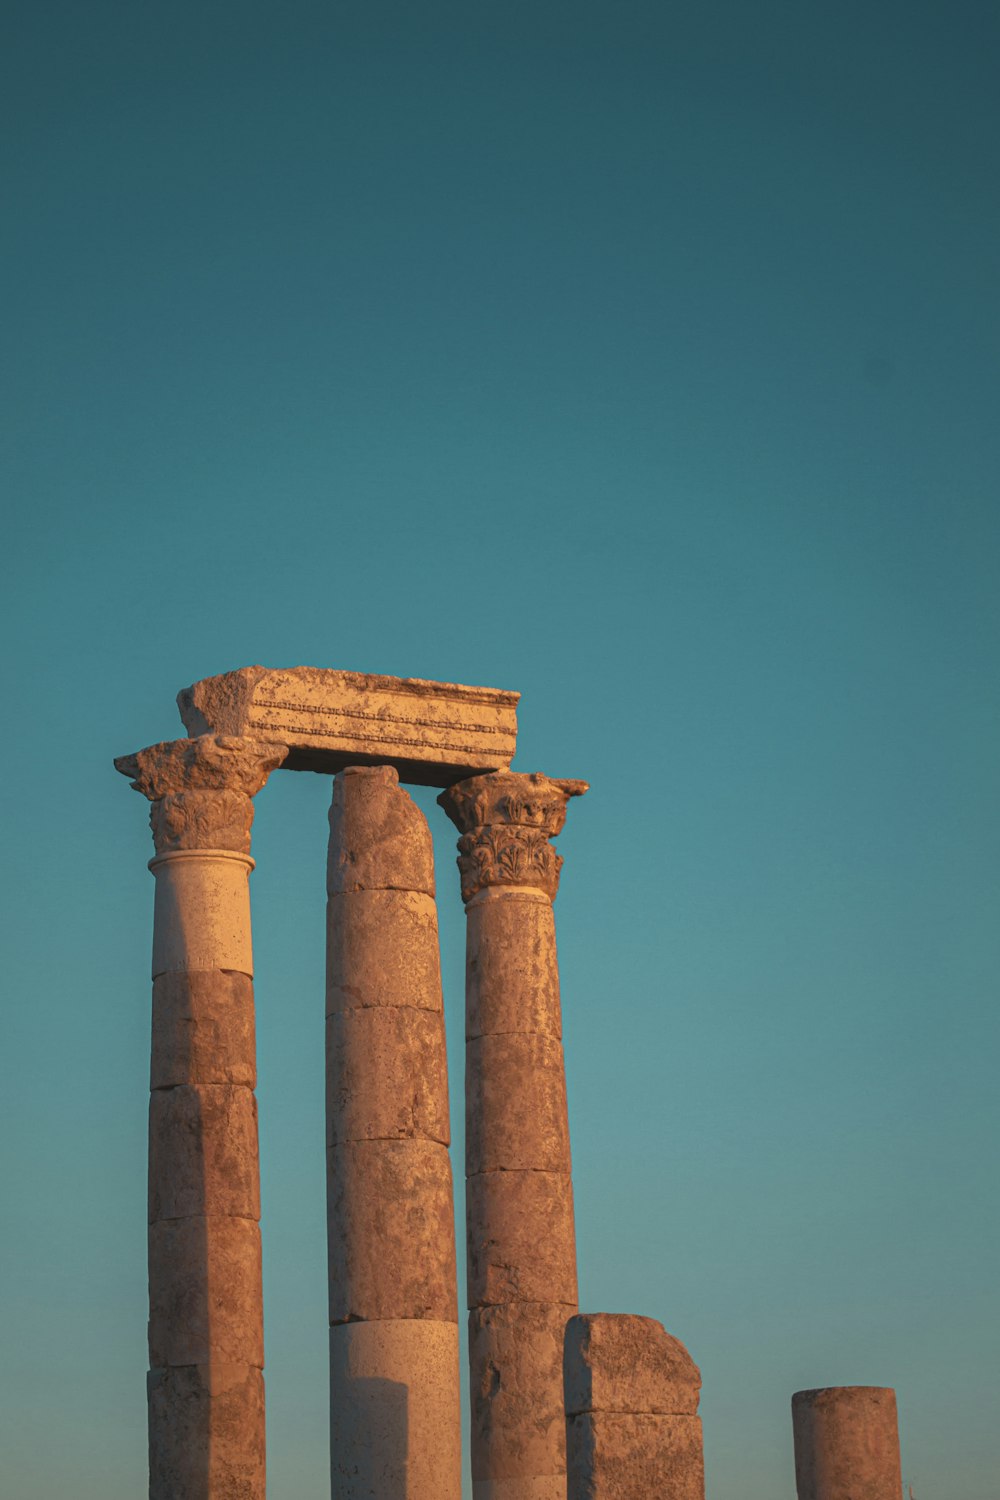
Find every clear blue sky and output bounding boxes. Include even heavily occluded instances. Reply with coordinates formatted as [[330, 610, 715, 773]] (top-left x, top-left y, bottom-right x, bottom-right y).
[[2, 4, 997, 1496]]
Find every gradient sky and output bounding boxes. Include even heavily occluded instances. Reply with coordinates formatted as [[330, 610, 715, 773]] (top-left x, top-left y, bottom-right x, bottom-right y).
[[2, 4, 998, 1497]]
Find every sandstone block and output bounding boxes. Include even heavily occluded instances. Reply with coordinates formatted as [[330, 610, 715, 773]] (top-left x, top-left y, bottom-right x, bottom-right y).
[[148, 1215, 263, 1367], [148, 1084, 260, 1222], [327, 765, 436, 895], [466, 893, 562, 1039], [792, 1387, 902, 1500], [148, 1361, 265, 1500], [329, 1319, 461, 1500], [566, 1412, 704, 1500], [178, 665, 519, 785], [466, 1033, 570, 1174], [150, 850, 254, 978], [467, 1171, 577, 1308], [326, 889, 443, 1014], [151, 969, 256, 1089], [328, 1139, 458, 1323], [469, 1303, 571, 1484], [563, 1314, 700, 1418], [473, 1480, 568, 1500], [327, 1007, 449, 1146]]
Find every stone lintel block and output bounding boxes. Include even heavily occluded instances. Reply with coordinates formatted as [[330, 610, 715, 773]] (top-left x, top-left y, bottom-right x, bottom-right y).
[[151, 970, 256, 1089], [151, 850, 254, 978], [328, 765, 436, 895], [466, 893, 561, 1041], [149, 1084, 260, 1223], [469, 1302, 571, 1484], [147, 1361, 264, 1500], [467, 1171, 577, 1309], [566, 1412, 704, 1500], [329, 1319, 461, 1500], [791, 1387, 902, 1500], [466, 1034, 570, 1175], [564, 1314, 700, 1418], [328, 1139, 458, 1323], [178, 665, 519, 786], [326, 890, 443, 1014], [327, 1007, 450, 1147], [148, 1215, 263, 1367]]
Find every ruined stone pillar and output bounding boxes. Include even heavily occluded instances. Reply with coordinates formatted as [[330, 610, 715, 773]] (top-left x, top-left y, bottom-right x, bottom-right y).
[[115, 734, 287, 1500], [438, 771, 587, 1500], [326, 766, 461, 1500], [564, 1314, 705, 1500], [792, 1387, 903, 1500]]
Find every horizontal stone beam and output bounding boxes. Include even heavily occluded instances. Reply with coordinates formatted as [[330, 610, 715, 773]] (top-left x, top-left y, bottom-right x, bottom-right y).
[[178, 666, 519, 786]]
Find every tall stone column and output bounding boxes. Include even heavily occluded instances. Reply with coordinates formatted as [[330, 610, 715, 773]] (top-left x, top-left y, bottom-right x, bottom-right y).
[[439, 771, 588, 1500], [326, 766, 461, 1500], [792, 1387, 903, 1500], [115, 734, 287, 1500]]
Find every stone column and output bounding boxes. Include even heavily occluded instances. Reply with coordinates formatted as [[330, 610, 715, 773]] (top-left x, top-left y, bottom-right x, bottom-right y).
[[326, 766, 461, 1500], [438, 771, 587, 1500], [115, 734, 287, 1500], [792, 1387, 903, 1500], [564, 1314, 705, 1500]]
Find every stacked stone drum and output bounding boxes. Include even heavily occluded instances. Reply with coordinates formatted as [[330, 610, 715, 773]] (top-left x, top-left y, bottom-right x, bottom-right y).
[[326, 766, 462, 1500]]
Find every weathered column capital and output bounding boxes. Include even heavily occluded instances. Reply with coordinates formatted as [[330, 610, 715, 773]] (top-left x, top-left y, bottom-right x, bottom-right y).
[[114, 735, 288, 854], [438, 771, 587, 903]]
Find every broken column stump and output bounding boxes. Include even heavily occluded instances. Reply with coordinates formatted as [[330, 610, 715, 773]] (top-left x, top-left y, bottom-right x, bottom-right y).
[[564, 1314, 705, 1500], [326, 766, 461, 1500], [792, 1386, 903, 1500]]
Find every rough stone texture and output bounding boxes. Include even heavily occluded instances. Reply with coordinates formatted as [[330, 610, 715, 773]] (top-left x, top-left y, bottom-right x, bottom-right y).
[[115, 735, 287, 853], [473, 1481, 567, 1500], [440, 771, 587, 840], [328, 765, 436, 895], [151, 850, 255, 979], [439, 771, 587, 902], [325, 767, 461, 1499], [467, 1034, 570, 1174], [118, 732, 273, 1496], [148, 1215, 264, 1367], [564, 1315, 701, 1418], [178, 664, 519, 785], [566, 1413, 704, 1500], [469, 1303, 571, 1484], [467, 1171, 577, 1309], [466, 892, 562, 1040], [326, 889, 443, 1013], [151, 969, 256, 1089], [329, 1320, 462, 1500], [148, 1362, 265, 1500], [327, 1006, 450, 1147], [328, 1139, 458, 1323], [442, 771, 585, 1499], [792, 1387, 903, 1500], [149, 1084, 260, 1222]]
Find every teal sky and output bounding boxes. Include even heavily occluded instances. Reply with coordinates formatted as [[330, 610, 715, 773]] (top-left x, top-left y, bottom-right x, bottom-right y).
[[2, 4, 998, 1496]]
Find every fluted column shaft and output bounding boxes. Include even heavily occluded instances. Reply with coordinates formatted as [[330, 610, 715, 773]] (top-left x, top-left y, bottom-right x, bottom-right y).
[[326, 766, 461, 1500], [439, 771, 587, 1500], [116, 735, 286, 1500]]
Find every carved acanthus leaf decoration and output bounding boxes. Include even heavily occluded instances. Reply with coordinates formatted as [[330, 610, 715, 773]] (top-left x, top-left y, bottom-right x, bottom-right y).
[[456, 825, 563, 902], [114, 735, 288, 853], [439, 769, 587, 902]]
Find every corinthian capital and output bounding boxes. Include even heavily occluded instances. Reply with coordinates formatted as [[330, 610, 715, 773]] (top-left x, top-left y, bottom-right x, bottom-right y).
[[438, 771, 587, 903], [114, 735, 288, 854]]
